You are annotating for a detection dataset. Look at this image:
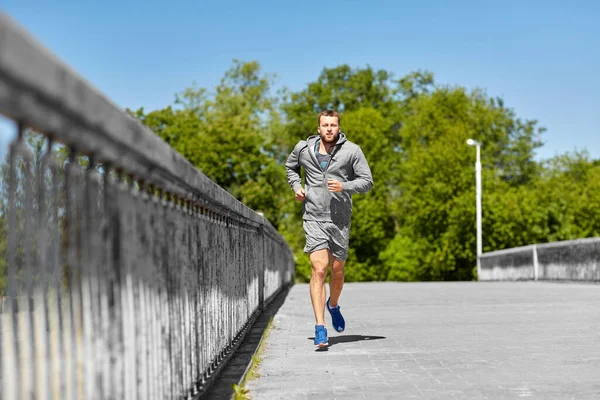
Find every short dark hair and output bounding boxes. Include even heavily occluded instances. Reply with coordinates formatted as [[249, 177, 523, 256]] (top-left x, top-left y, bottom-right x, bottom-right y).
[[318, 109, 340, 126]]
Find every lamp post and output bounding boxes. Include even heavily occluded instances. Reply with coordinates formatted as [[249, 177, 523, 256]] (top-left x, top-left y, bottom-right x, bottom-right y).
[[466, 139, 482, 280]]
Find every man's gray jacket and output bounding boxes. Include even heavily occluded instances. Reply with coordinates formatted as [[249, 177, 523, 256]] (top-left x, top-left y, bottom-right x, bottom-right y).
[[285, 132, 373, 224]]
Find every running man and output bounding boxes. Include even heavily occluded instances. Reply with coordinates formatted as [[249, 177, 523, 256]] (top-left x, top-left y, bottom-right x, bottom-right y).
[[285, 109, 373, 348]]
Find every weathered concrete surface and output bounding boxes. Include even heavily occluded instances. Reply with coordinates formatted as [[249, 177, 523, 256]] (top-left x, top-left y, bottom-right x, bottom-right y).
[[480, 238, 600, 282], [245, 282, 600, 399]]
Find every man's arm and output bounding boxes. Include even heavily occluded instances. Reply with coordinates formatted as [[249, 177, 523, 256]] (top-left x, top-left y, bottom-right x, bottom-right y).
[[342, 146, 374, 194], [285, 141, 306, 193]]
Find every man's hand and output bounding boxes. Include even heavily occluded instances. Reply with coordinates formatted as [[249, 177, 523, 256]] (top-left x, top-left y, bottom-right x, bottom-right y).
[[327, 179, 343, 193], [295, 187, 306, 202]]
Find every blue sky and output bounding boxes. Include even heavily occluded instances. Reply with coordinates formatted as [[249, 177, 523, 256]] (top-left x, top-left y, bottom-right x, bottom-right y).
[[1, 0, 599, 161]]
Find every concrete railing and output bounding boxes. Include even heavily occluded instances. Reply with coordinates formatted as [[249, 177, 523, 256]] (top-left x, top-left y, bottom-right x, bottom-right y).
[[479, 237, 600, 282], [0, 13, 294, 400]]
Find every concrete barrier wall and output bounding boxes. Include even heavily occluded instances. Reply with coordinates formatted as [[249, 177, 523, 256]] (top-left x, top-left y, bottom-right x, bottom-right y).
[[0, 13, 295, 399], [480, 237, 600, 282]]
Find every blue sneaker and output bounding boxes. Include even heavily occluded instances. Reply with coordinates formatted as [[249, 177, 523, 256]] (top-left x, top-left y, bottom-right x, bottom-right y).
[[326, 297, 345, 333], [314, 325, 328, 348]]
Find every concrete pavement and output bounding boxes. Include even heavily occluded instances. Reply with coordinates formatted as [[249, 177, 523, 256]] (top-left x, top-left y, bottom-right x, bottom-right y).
[[244, 282, 600, 399]]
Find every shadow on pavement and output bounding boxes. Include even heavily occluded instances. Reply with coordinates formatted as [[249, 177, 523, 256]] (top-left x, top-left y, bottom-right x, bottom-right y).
[[309, 334, 387, 351]]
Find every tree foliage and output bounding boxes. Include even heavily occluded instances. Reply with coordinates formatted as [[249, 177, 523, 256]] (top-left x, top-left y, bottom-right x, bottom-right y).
[[127, 60, 599, 282], [130, 60, 292, 228]]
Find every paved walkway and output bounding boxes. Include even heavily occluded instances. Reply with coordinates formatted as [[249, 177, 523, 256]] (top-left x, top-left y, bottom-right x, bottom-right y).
[[245, 282, 600, 399]]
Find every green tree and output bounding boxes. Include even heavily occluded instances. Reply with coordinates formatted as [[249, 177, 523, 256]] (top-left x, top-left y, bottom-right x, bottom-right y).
[[132, 60, 292, 228], [281, 67, 547, 282], [483, 151, 600, 251], [388, 82, 544, 281], [339, 108, 396, 281], [282, 65, 399, 147], [129, 61, 596, 284]]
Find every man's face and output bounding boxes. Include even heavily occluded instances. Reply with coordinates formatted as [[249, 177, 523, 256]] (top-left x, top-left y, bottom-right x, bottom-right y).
[[318, 116, 340, 143]]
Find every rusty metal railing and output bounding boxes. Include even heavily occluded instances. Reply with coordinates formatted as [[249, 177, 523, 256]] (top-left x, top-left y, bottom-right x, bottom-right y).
[[0, 13, 294, 399]]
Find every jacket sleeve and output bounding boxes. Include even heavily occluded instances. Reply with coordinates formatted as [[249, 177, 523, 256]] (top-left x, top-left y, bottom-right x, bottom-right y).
[[342, 146, 374, 194], [285, 141, 305, 193]]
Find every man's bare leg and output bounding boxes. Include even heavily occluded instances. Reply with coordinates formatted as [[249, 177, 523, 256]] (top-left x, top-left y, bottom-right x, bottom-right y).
[[309, 249, 330, 325], [328, 256, 345, 307]]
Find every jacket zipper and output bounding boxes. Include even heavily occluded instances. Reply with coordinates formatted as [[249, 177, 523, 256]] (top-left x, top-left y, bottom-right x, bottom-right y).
[[312, 140, 340, 172]]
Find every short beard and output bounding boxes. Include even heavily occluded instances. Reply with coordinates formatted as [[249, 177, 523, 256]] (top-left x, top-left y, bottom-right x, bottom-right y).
[[320, 132, 339, 143]]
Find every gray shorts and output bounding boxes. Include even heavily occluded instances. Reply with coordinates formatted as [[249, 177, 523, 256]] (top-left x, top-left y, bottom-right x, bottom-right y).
[[303, 219, 351, 261]]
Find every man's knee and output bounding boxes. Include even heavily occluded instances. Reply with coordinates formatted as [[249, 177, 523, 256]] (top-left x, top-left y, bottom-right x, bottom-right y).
[[311, 262, 327, 280], [310, 252, 328, 280], [331, 260, 345, 275]]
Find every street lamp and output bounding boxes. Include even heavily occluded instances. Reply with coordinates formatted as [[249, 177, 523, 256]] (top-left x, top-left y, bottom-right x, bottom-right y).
[[466, 139, 482, 280]]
